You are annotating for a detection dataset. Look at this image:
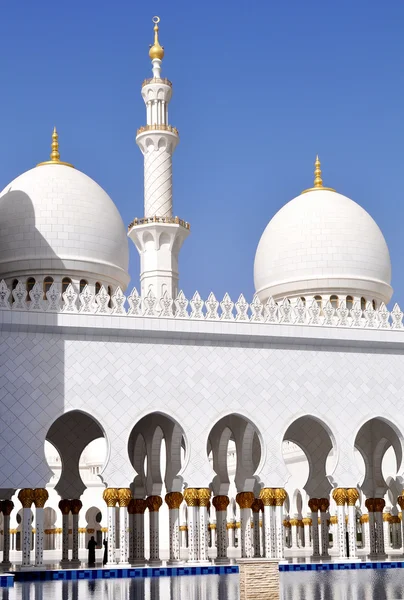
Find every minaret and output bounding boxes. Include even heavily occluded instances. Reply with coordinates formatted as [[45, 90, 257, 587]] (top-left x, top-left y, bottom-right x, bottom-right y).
[[128, 16, 190, 299]]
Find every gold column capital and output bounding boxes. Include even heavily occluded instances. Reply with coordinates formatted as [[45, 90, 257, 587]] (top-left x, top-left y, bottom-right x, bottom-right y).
[[198, 488, 211, 507], [289, 518, 299, 527], [58, 499, 71, 515], [373, 498, 385, 513], [165, 492, 183, 510], [346, 488, 359, 506], [212, 495, 230, 512], [251, 498, 264, 513], [365, 497, 375, 512], [146, 495, 163, 512], [18, 488, 34, 509], [179, 525, 188, 531], [118, 488, 132, 508], [332, 488, 348, 506], [132, 499, 147, 514], [33, 488, 49, 508], [1, 500, 14, 516], [259, 488, 275, 506], [302, 517, 312, 526], [318, 498, 330, 512], [397, 495, 404, 510], [308, 498, 319, 512], [183, 488, 199, 507], [70, 499, 83, 515], [236, 492, 255, 510], [274, 488, 288, 506], [382, 512, 391, 522], [103, 488, 119, 508], [330, 515, 338, 525]]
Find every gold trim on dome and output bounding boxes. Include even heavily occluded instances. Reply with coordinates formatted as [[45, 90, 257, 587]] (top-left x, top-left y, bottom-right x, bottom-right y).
[[301, 155, 335, 194], [37, 127, 74, 168]]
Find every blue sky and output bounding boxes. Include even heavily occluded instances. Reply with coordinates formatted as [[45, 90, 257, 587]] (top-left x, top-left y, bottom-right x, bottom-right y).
[[1, 0, 404, 303]]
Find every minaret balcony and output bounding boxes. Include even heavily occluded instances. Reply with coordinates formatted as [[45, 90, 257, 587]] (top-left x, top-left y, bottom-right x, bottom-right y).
[[136, 124, 179, 136], [142, 77, 172, 88], [128, 215, 190, 233]]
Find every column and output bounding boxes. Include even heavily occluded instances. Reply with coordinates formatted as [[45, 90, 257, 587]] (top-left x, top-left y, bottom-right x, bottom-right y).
[[210, 522, 216, 550], [374, 498, 386, 558], [33, 489, 48, 568], [212, 496, 229, 563], [383, 511, 392, 552], [127, 499, 135, 564], [346, 488, 359, 559], [198, 489, 211, 563], [133, 499, 147, 564], [251, 499, 262, 558], [58, 499, 71, 566], [259, 488, 276, 558], [118, 488, 132, 565], [184, 489, 199, 562], [392, 516, 400, 549], [70, 499, 82, 566], [332, 489, 348, 558], [274, 489, 287, 559], [102, 488, 119, 565], [289, 518, 299, 551], [146, 495, 163, 564], [179, 524, 187, 550], [1, 500, 13, 567], [359, 515, 367, 551], [18, 489, 34, 568], [318, 498, 330, 558], [165, 492, 183, 564], [398, 496, 404, 556], [365, 499, 377, 558], [302, 517, 312, 549], [235, 492, 254, 559], [308, 498, 320, 559]]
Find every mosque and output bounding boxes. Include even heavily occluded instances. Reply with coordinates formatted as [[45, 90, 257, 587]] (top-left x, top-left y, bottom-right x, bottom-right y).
[[0, 16, 404, 570]]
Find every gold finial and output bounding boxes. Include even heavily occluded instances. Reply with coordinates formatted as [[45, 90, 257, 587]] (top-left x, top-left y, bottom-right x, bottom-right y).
[[37, 127, 74, 168], [149, 16, 164, 61], [301, 155, 335, 194]]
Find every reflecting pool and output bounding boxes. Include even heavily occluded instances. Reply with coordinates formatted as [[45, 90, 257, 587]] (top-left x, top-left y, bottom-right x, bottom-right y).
[[1, 574, 240, 600], [280, 569, 404, 600]]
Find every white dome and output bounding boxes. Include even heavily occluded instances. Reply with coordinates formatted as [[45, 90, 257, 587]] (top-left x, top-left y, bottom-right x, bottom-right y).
[[254, 188, 392, 304], [0, 164, 130, 288]]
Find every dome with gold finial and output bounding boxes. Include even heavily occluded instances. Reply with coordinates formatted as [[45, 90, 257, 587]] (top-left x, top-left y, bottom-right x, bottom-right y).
[[0, 128, 129, 289], [149, 16, 164, 61], [254, 156, 392, 305]]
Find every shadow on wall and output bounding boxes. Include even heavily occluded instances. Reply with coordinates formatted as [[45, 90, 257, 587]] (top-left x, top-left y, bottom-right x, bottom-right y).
[[0, 190, 65, 495]]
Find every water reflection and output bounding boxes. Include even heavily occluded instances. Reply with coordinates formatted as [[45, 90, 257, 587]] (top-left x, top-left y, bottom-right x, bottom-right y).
[[3, 574, 239, 600], [280, 570, 404, 600]]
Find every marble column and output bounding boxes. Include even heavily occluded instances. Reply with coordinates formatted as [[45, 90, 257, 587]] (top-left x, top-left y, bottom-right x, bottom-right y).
[[18, 489, 35, 568], [198, 489, 211, 563], [359, 515, 368, 551], [308, 498, 320, 559], [289, 518, 300, 551], [392, 516, 400, 549], [365, 499, 377, 558], [383, 511, 392, 552], [236, 492, 254, 559], [318, 498, 330, 558], [274, 489, 287, 559], [118, 488, 132, 565], [1, 500, 13, 567], [259, 488, 276, 558], [33, 489, 48, 568], [184, 489, 199, 562], [58, 499, 71, 566], [302, 517, 312, 548], [165, 492, 183, 564], [374, 498, 386, 558], [127, 499, 135, 564], [102, 488, 119, 566], [332, 489, 348, 558], [179, 524, 187, 550], [398, 496, 404, 556], [70, 499, 82, 566], [251, 499, 262, 558], [346, 489, 359, 559], [212, 496, 229, 563], [146, 495, 163, 564], [132, 499, 147, 564]]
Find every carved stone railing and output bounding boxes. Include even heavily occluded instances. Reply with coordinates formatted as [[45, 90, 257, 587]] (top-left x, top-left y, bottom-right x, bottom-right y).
[[136, 124, 179, 136], [0, 280, 403, 331], [142, 77, 172, 88], [128, 216, 190, 231]]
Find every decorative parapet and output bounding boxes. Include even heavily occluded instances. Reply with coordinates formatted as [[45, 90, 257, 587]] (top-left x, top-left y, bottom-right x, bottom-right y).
[[128, 216, 190, 231], [136, 124, 179, 136], [0, 279, 403, 330], [142, 77, 172, 88]]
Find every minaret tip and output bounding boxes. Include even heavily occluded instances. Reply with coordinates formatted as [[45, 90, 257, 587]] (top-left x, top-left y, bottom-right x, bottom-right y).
[[149, 16, 164, 61]]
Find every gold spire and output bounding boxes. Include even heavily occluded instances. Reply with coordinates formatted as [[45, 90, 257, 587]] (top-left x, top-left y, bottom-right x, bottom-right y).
[[301, 155, 335, 194], [149, 16, 164, 61], [37, 127, 74, 168]]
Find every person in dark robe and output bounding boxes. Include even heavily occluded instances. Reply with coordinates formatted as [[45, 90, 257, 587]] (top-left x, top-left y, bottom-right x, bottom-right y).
[[103, 538, 108, 565], [87, 535, 97, 565]]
